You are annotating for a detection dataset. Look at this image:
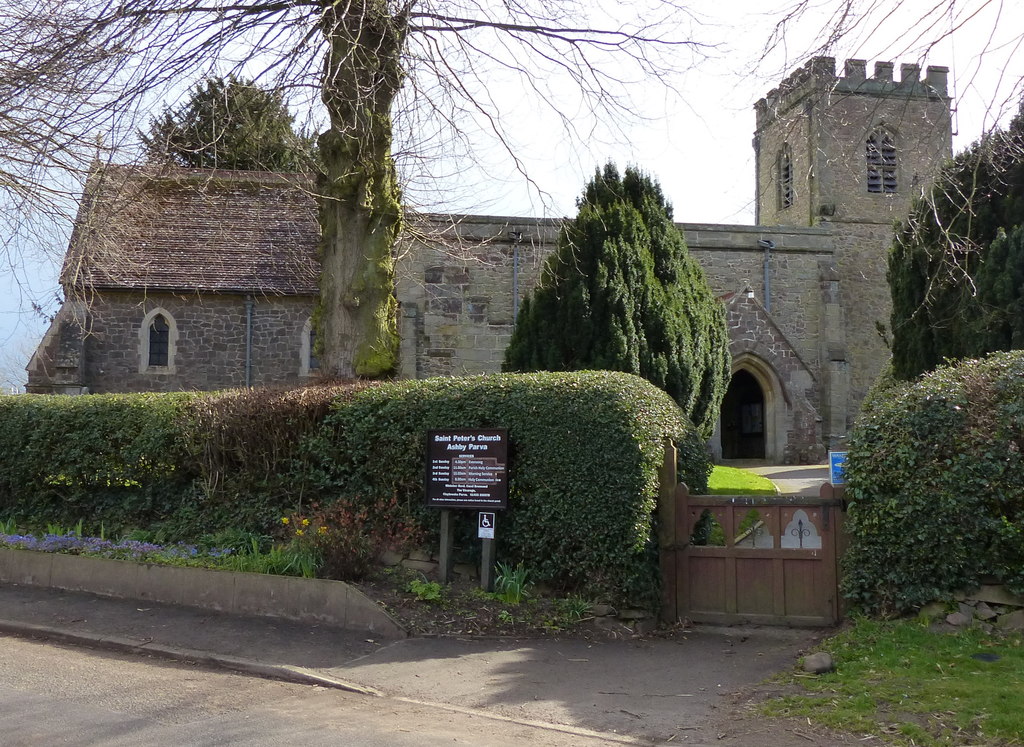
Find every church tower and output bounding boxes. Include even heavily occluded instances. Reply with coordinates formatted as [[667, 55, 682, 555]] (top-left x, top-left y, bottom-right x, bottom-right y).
[[752, 57, 953, 440]]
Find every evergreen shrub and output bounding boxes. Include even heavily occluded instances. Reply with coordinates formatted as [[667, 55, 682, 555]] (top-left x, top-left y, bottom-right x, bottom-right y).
[[888, 101, 1024, 379], [504, 164, 730, 440], [0, 392, 198, 529], [0, 372, 704, 608], [313, 371, 708, 608], [843, 351, 1024, 614]]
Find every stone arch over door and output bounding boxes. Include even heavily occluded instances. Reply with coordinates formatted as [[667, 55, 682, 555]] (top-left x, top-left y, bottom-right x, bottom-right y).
[[714, 288, 824, 464], [719, 353, 787, 462]]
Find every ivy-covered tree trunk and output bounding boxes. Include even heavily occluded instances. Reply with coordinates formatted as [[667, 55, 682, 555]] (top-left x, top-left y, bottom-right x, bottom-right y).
[[315, 2, 406, 378]]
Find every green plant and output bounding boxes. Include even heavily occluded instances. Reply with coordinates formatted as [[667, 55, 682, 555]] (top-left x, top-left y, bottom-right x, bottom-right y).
[[888, 101, 1024, 380], [406, 578, 443, 604], [494, 561, 531, 604], [503, 163, 730, 440], [141, 75, 316, 172], [221, 537, 317, 578], [314, 371, 707, 611], [0, 518, 16, 534], [287, 496, 420, 582], [557, 596, 592, 621], [0, 370, 703, 613], [197, 528, 271, 554], [0, 391, 199, 536], [762, 617, 1024, 745], [844, 351, 1024, 614]]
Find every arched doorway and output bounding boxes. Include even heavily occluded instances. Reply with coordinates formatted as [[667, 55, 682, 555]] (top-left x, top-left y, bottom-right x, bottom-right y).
[[720, 369, 766, 459]]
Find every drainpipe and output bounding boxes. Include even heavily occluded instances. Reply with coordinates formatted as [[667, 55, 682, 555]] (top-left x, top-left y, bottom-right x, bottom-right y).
[[509, 230, 523, 325], [245, 295, 254, 387], [758, 239, 775, 313]]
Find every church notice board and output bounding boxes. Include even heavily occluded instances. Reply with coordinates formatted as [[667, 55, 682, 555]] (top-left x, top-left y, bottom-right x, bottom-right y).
[[426, 429, 508, 510]]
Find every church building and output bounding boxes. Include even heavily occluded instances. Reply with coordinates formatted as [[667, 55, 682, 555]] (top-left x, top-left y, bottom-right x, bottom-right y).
[[27, 57, 953, 464]]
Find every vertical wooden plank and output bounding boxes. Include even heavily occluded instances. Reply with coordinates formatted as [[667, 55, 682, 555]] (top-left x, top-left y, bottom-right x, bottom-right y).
[[820, 504, 838, 622], [675, 484, 691, 541], [658, 439, 678, 549], [677, 484, 691, 622], [770, 506, 787, 616], [724, 503, 737, 614], [480, 537, 495, 592], [834, 500, 848, 618], [658, 440, 679, 624]]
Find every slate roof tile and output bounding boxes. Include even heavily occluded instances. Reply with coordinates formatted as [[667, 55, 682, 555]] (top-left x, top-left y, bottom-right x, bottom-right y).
[[62, 165, 320, 295]]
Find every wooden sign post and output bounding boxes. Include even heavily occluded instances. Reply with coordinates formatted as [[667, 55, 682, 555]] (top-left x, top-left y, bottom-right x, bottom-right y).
[[425, 429, 509, 591]]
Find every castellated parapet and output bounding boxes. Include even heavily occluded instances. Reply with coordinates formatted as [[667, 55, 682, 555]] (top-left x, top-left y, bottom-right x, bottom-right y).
[[755, 56, 950, 129]]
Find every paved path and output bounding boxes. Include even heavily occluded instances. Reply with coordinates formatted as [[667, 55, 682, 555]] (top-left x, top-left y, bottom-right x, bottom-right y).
[[741, 463, 831, 496], [0, 583, 849, 745], [0, 463, 851, 745]]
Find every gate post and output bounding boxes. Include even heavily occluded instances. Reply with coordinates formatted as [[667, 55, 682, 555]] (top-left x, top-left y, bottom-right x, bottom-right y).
[[658, 439, 678, 623], [820, 482, 848, 619]]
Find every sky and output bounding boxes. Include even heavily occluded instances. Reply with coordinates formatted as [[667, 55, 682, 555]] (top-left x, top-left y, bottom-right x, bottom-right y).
[[2, 0, 1023, 390]]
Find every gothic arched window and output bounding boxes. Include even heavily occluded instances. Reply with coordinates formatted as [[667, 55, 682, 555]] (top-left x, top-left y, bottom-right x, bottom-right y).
[[866, 131, 897, 193], [139, 308, 177, 373], [300, 317, 320, 376], [149, 315, 169, 366]]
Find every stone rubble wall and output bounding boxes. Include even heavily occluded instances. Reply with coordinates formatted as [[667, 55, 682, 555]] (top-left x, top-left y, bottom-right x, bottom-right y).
[[28, 290, 317, 393], [396, 217, 835, 395]]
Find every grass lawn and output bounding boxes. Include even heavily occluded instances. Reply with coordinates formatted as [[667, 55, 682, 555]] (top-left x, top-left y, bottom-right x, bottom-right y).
[[707, 465, 778, 495], [763, 616, 1024, 745]]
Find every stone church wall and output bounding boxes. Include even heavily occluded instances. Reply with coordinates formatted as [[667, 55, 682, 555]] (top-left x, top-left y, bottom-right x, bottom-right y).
[[31, 291, 317, 393], [395, 216, 559, 379], [395, 216, 837, 454]]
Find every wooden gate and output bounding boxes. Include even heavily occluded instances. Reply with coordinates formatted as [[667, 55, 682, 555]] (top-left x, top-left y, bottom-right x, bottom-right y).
[[658, 450, 846, 626]]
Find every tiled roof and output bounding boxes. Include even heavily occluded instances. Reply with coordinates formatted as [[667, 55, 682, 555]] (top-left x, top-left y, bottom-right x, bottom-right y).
[[62, 165, 320, 295]]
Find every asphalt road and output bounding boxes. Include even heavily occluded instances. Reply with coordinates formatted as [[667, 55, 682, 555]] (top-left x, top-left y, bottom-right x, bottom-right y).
[[0, 634, 636, 746]]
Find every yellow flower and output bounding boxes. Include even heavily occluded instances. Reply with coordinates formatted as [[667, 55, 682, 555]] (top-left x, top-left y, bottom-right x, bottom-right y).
[[301, 518, 310, 527], [281, 517, 290, 525], [295, 529, 304, 536], [318, 526, 328, 535]]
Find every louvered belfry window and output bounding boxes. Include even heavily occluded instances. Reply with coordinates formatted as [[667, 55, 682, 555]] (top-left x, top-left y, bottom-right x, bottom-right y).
[[867, 132, 897, 193], [149, 314, 170, 367], [778, 145, 794, 209]]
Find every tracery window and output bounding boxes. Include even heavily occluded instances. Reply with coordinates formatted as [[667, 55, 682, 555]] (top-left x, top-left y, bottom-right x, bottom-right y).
[[139, 308, 177, 373], [300, 317, 320, 376]]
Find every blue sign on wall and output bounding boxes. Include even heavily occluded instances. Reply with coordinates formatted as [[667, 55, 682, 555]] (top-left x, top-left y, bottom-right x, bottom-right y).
[[829, 451, 848, 485]]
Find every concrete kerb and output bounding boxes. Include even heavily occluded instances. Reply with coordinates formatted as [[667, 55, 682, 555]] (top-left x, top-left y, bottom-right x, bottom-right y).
[[0, 616, 381, 696], [0, 548, 405, 638]]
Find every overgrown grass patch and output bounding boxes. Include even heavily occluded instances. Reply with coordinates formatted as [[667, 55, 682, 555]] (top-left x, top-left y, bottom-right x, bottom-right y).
[[762, 616, 1024, 745], [707, 465, 777, 495]]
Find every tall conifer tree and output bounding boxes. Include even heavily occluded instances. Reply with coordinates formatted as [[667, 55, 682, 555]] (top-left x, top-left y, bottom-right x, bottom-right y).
[[504, 164, 730, 439], [888, 101, 1024, 378]]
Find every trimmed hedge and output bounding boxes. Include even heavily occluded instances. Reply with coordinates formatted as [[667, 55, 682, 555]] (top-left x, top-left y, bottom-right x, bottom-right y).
[[313, 371, 707, 607], [0, 392, 198, 529], [843, 352, 1024, 615], [0, 371, 706, 609]]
